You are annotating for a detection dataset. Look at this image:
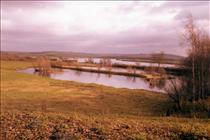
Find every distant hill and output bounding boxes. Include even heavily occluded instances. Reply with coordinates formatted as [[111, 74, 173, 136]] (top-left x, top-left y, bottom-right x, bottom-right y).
[[1, 51, 185, 61]]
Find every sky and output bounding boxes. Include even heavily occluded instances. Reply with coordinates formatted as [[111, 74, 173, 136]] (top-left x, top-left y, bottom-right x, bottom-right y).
[[1, 1, 209, 56]]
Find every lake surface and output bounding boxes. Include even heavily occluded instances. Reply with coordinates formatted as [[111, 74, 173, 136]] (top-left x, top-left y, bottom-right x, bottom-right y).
[[76, 58, 177, 68], [19, 68, 168, 93]]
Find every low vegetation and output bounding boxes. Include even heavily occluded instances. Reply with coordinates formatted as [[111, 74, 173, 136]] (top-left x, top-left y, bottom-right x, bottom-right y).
[[1, 61, 210, 139]]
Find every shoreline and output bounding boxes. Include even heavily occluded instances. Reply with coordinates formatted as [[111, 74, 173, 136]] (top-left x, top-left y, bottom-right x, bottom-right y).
[[51, 65, 173, 80]]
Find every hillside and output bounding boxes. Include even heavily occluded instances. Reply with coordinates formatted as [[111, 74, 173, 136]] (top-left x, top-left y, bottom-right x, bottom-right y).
[[1, 60, 209, 139], [1, 51, 184, 61]]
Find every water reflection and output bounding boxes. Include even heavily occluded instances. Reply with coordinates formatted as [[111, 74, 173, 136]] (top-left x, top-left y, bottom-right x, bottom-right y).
[[75, 70, 82, 76], [147, 78, 166, 89], [77, 58, 177, 68], [33, 69, 51, 77], [39, 72, 51, 77], [126, 76, 137, 83], [19, 68, 168, 92]]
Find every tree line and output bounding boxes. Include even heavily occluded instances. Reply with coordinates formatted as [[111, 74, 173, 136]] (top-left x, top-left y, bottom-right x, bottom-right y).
[[167, 15, 210, 117]]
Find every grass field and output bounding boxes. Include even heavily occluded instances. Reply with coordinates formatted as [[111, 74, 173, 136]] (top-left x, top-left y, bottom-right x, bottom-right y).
[[1, 61, 210, 139]]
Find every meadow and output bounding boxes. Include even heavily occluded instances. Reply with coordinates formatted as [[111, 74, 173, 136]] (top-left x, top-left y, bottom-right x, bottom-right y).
[[1, 61, 210, 140]]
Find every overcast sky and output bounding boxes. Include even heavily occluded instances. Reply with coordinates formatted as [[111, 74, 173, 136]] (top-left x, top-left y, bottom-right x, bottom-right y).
[[1, 1, 209, 56]]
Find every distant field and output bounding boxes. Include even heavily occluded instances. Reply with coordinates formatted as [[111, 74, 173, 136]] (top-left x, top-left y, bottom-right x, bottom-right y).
[[1, 51, 184, 63], [1, 61, 209, 139]]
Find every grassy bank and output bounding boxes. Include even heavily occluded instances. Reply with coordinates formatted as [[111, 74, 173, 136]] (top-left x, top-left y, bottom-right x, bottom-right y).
[[1, 61, 210, 139]]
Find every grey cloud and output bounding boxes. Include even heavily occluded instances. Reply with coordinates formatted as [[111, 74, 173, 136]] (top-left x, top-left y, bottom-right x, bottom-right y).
[[1, 1, 206, 56], [1, 22, 183, 55], [150, 1, 209, 21], [174, 5, 209, 21]]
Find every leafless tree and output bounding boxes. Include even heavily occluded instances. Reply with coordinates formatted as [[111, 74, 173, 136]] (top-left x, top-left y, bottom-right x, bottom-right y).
[[152, 51, 165, 69], [166, 78, 187, 110], [102, 58, 112, 72], [167, 15, 210, 114], [97, 63, 102, 72], [135, 62, 141, 67], [36, 56, 51, 76], [127, 65, 136, 74], [127, 65, 132, 73], [158, 67, 166, 76], [183, 15, 210, 102], [86, 57, 94, 64]]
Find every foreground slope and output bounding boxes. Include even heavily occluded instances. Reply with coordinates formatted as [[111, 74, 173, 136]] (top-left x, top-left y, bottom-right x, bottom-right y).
[[1, 61, 209, 140]]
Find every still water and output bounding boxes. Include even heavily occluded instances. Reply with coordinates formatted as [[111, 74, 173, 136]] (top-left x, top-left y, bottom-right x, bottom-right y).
[[19, 68, 168, 93], [76, 58, 176, 68]]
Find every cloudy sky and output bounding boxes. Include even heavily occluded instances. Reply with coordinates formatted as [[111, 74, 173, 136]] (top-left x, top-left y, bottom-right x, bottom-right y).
[[1, 1, 209, 56]]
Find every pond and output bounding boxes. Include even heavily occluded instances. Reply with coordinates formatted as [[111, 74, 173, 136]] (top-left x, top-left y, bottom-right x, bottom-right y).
[[19, 68, 169, 93]]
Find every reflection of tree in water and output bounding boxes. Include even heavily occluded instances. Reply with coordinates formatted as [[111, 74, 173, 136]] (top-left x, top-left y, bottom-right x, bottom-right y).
[[75, 70, 82, 76], [148, 78, 166, 89], [148, 80, 155, 89], [57, 68, 63, 72], [97, 73, 101, 79], [132, 77, 136, 82], [107, 73, 112, 78], [157, 78, 166, 89], [126, 76, 136, 82], [34, 70, 51, 77], [126, 76, 132, 81]]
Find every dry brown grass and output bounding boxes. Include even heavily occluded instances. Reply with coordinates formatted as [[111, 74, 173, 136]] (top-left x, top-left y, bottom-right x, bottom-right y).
[[1, 61, 209, 139]]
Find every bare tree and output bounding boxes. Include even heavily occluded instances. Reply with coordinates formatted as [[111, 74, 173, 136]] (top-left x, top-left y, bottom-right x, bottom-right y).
[[167, 15, 210, 115], [102, 58, 112, 72], [152, 51, 165, 70], [86, 57, 94, 64], [127, 65, 132, 73], [166, 78, 187, 110], [135, 62, 141, 67], [127, 65, 136, 74], [158, 67, 166, 76], [97, 63, 102, 72], [36, 56, 51, 76], [144, 66, 156, 74], [183, 15, 210, 101]]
